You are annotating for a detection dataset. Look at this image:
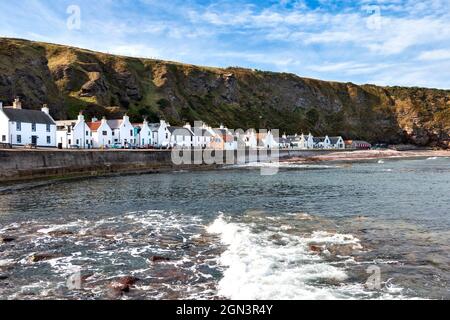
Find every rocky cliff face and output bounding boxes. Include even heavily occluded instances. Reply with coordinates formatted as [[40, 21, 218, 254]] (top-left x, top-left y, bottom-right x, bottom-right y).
[[1, 38, 449, 148]]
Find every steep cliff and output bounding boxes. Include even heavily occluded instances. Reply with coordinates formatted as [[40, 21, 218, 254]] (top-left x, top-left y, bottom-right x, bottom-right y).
[[1, 38, 449, 148]]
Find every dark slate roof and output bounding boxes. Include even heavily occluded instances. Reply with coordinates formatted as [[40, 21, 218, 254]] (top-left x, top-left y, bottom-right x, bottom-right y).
[[191, 128, 212, 136], [2, 108, 55, 125], [148, 123, 161, 131], [313, 137, 326, 143], [168, 127, 193, 136], [329, 137, 342, 144]]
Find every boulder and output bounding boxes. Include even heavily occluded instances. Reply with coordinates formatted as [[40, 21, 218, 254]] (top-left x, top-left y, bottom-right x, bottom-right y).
[[149, 256, 170, 263], [28, 252, 60, 263], [0, 236, 16, 243]]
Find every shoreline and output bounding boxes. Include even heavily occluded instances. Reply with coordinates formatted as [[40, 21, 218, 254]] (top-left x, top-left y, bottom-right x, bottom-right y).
[[283, 149, 450, 164]]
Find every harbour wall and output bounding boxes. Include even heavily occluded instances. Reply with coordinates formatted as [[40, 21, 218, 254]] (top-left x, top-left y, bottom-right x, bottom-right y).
[[0, 149, 340, 182]]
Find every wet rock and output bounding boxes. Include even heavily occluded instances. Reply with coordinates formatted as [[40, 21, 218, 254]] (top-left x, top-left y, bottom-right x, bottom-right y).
[[0, 274, 8, 280], [326, 244, 355, 257], [117, 276, 140, 286], [1, 236, 16, 243], [149, 256, 171, 263], [48, 230, 74, 237], [28, 252, 60, 263], [309, 245, 323, 253]]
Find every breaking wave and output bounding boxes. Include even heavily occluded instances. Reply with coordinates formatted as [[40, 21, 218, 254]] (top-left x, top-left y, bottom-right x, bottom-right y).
[[207, 214, 414, 300]]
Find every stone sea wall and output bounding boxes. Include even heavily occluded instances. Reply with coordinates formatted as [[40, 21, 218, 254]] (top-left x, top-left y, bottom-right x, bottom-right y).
[[0, 149, 338, 182]]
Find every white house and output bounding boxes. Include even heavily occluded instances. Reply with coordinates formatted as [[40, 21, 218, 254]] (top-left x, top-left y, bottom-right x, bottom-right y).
[[56, 112, 92, 149], [168, 126, 194, 148], [185, 123, 212, 148], [313, 136, 332, 149], [88, 117, 112, 148], [134, 118, 152, 147], [258, 130, 278, 149], [149, 120, 171, 148], [329, 136, 345, 149], [107, 115, 135, 147], [241, 129, 258, 149], [297, 133, 315, 149], [0, 99, 56, 147]]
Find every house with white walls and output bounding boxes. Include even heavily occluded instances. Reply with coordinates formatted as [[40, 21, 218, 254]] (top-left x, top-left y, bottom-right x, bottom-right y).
[[185, 123, 213, 148], [168, 126, 194, 148], [88, 117, 112, 148], [134, 119, 152, 147], [313, 136, 332, 149], [56, 112, 92, 149], [329, 136, 345, 149], [107, 115, 135, 147], [149, 120, 171, 148], [241, 129, 258, 149], [258, 130, 278, 149], [297, 133, 315, 149], [0, 98, 56, 147]]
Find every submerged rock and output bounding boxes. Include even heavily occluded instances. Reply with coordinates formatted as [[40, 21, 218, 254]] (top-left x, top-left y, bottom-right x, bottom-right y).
[[28, 253, 60, 263], [117, 276, 140, 286], [48, 230, 74, 237], [149, 256, 171, 263], [1, 236, 16, 243], [309, 245, 324, 253]]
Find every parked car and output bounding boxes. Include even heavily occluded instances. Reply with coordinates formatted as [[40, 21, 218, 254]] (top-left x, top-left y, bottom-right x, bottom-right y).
[[69, 144, 80, 149], [110, 143, 123, 149]]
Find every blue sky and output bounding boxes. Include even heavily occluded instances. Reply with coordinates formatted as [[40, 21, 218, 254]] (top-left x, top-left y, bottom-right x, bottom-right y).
[[1, 0, 449, 88]]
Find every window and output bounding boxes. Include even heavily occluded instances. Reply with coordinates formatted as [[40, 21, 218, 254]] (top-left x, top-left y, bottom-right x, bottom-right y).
[[17, 135, 21, 143], [47, 136, 51, 144], [68, 139, 71, 145], [166, 133, 169, 139], [16, 122, 21, 131], [130, 130, 133, 136], [32, 123, 36, 132], [112, 131, 115, 136], [86, 131, 89, 136], [1, 135, 5, 142], [76, 139, 79, 145], [46, 124, 51, 132], [102, 131, 107, 136]]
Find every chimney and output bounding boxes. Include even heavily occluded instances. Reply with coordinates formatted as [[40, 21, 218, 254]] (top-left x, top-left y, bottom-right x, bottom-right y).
[[184, 123, 191, 129], [101, 116, 107, 124], [13, 97, 22, 109], [77, 111, 84, 122], [41, 104, 50, 115], [143, 117, 148, 125], [123, 114, 129, 122], [92, 117, 98, 122]]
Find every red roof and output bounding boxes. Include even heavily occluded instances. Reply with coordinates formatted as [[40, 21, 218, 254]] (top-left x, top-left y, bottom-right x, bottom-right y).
[[87, 122, 102, 132]]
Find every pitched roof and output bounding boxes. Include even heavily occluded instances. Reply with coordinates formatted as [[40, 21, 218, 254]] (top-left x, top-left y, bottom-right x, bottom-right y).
[[329, 137, 343, 144], [87, 122, 102, 132], [2, 108, 55, 125], [191, 127, 212, 136], [107, 119, 123, 129], [168, 127, 193, 136]]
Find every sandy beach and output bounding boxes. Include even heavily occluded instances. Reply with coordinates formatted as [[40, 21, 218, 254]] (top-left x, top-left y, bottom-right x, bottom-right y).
[[284, 149, 450, 164]]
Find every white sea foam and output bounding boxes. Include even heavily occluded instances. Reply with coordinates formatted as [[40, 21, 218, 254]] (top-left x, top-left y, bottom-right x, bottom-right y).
[[378, 160, 385, 164], [427, 157, 438, 160], [226, 162, 337, 170], [207, 214, 412, 300]]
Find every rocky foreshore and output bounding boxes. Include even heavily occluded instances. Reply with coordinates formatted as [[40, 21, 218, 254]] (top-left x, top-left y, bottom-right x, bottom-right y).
[[284, 149, 450, 164]]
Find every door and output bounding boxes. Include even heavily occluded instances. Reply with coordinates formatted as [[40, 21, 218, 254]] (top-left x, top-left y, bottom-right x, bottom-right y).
[[31, 136, 38, 145]]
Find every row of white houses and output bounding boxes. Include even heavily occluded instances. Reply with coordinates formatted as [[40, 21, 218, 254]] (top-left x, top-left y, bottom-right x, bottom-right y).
[[0, 99, 346, 150]]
